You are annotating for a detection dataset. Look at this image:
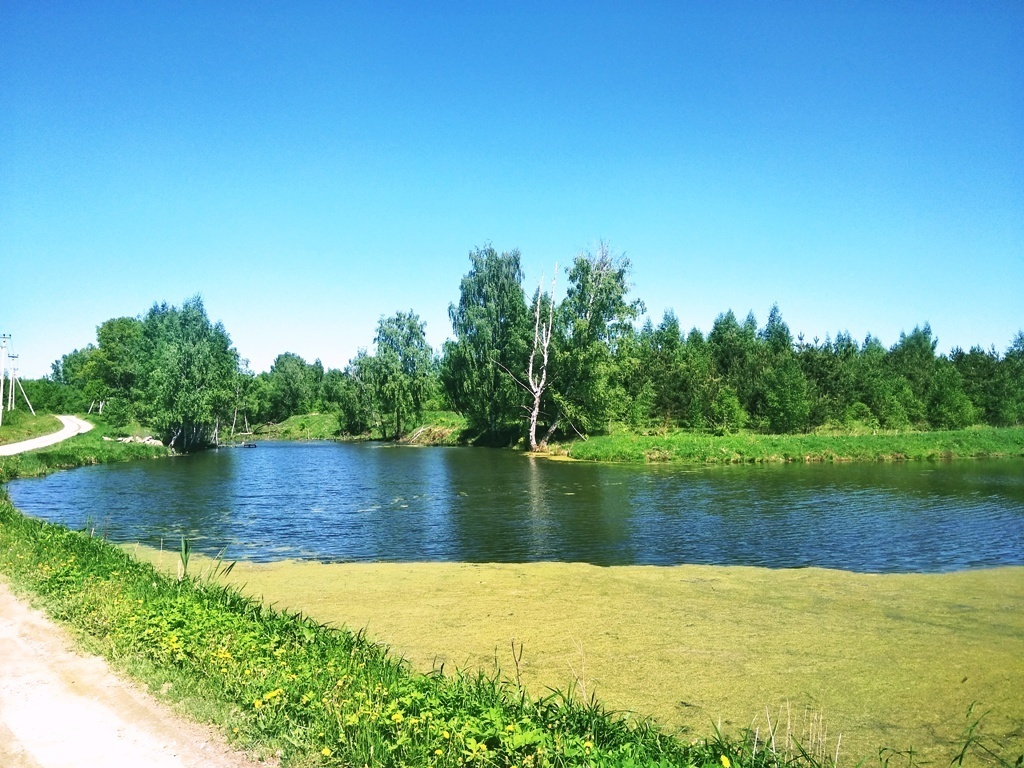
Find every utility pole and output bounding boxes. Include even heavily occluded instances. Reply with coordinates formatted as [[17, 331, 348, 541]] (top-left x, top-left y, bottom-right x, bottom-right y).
[[0, 334, 9, 427], [14, 364, 35, 416], [7, 354, 17, 412]]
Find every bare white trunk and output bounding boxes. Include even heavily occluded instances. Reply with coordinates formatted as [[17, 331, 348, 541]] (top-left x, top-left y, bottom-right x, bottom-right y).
[[526, 269, 557, 451]]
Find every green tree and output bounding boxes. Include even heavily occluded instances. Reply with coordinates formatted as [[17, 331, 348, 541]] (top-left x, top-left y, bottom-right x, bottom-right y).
[[952, 345, 1015, 426], [762, 356, 811, 433], [228, 362, 260, 436], [707, 383, 746, 434], [798, 332, 859, 427], [372, 310, 433, 439], [90, 316, 147, 425], [1004, 332, 1024, 425], [708, 310, 761, 419], [927, 357, 976, 429], [20, 377, 89, 414], [51, 345, 105, 412], [887, 324, 937, 424], [751, 305, 808, 433], [441, 246, 530, 439], [267, 352, 318, 421], [646, 312, 686, 427], [549, 243, 643, 437], [339, 350, 379, 435], [141, 296, 239, 451], [853, 335, 913, 428]]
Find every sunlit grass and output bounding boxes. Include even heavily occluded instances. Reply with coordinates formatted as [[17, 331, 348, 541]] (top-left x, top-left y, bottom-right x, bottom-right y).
[[0, 410, 62, 446], [0, 421, 168, 482], [564, 426, 1024, 464], [255, 410, 471, 446], [253, 412, 343, 441]]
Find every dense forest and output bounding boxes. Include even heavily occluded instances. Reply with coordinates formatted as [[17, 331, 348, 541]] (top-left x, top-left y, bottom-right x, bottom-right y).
[[23, 245, 1024, 450]]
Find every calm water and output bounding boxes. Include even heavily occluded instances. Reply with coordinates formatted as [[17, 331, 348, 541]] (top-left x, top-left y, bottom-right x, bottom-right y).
[[7, 442, 1024, 572]]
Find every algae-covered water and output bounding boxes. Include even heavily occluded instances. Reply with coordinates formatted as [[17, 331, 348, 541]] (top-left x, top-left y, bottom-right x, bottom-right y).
[[9, 441, 1024, 572], [131, 549, 1024, 765]]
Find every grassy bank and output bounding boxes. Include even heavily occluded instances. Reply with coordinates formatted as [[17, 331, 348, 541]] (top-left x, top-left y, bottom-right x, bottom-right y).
[[252, 413, 1024, 465], [255, 411, 470, 446], [132, 553, 1024, 767], [400, 410, 470, 446], [562, 426, 1024, 464], [0, 420, 169, 481], [0, 410, 62, 446], [2, 497, 787, 768], [254, 412, 343, 441], [0, 420, 169, 482]]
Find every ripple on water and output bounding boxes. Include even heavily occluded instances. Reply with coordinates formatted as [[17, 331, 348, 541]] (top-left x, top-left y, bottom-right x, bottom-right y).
[[6, 443, 1024, 572]]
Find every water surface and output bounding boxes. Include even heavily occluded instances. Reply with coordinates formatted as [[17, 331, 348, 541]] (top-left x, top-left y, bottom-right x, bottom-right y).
[[7, 442, 1024, 572]]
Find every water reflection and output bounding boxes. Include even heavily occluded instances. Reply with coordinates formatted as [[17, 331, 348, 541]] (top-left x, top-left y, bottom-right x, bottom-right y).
[[7, 442, 1024, 572]]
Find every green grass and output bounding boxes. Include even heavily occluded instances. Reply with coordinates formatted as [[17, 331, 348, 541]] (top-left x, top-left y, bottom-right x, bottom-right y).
[[400, 410, 471, 446], [562, 426, 1024, 464], [255, 410, 471, 446], [0, 420, 169, 482], [254, 413, 343, 442], [0, 410, 62, 446]]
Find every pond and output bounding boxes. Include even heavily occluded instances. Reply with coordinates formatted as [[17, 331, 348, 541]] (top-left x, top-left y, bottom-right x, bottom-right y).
[[7, 442, 1024, 572]]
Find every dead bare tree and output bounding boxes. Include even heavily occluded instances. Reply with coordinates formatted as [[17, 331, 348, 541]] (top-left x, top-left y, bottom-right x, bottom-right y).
[[490, 267, 558, 451], [526, 268, 557, 451]]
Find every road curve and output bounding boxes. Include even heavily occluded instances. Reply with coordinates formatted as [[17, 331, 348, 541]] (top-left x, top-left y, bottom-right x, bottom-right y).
[[0, 582, 272, 768], [0, 415, 94, 457]]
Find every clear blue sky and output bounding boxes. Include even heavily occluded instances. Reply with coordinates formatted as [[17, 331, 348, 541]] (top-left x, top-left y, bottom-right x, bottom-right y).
[[2, 2, 1021, 378]]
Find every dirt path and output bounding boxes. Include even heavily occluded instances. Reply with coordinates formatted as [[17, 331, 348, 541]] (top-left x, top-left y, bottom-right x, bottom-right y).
[[0, 416, 94, 456], [0, 581, 270, 768]]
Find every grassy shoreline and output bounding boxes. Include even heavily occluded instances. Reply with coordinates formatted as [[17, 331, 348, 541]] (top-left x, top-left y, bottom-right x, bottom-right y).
[[558, 426, 1024, 464], [246, 410, 1024, 466], [131, 551, 1024, 767], [0, 420, 169, 483]]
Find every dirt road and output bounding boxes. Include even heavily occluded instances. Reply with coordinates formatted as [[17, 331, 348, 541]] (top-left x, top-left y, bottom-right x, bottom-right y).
[[0, 416, 94, 456], [1, 416, 265, 766], [0, 581, 270, 768]]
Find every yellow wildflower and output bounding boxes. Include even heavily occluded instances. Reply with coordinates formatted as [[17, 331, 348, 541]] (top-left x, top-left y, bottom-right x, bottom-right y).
[[321, 747, 332, 757], [721, 755, 731, 768]]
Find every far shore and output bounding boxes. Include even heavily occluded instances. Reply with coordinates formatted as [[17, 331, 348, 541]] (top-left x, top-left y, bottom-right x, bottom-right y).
[[253, 413, 1024, 465]]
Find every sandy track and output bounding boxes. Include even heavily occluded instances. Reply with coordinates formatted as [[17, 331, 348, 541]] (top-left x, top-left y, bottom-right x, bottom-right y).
[[1, 416, 266, 766], [0, 416, 95, 456], [0, 581, 271, 768]]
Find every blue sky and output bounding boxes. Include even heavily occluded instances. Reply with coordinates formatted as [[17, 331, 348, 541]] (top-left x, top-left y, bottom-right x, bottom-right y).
[[2, 2, 1021, 378]]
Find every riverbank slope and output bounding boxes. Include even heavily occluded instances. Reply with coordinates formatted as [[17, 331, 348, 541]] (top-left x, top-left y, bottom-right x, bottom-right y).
[[131, 550, 1024, 766], [556, 425, 1024, 463]]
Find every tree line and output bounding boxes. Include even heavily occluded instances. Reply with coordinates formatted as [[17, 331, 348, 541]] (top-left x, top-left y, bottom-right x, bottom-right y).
[[23, 245, 1024, 449]]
